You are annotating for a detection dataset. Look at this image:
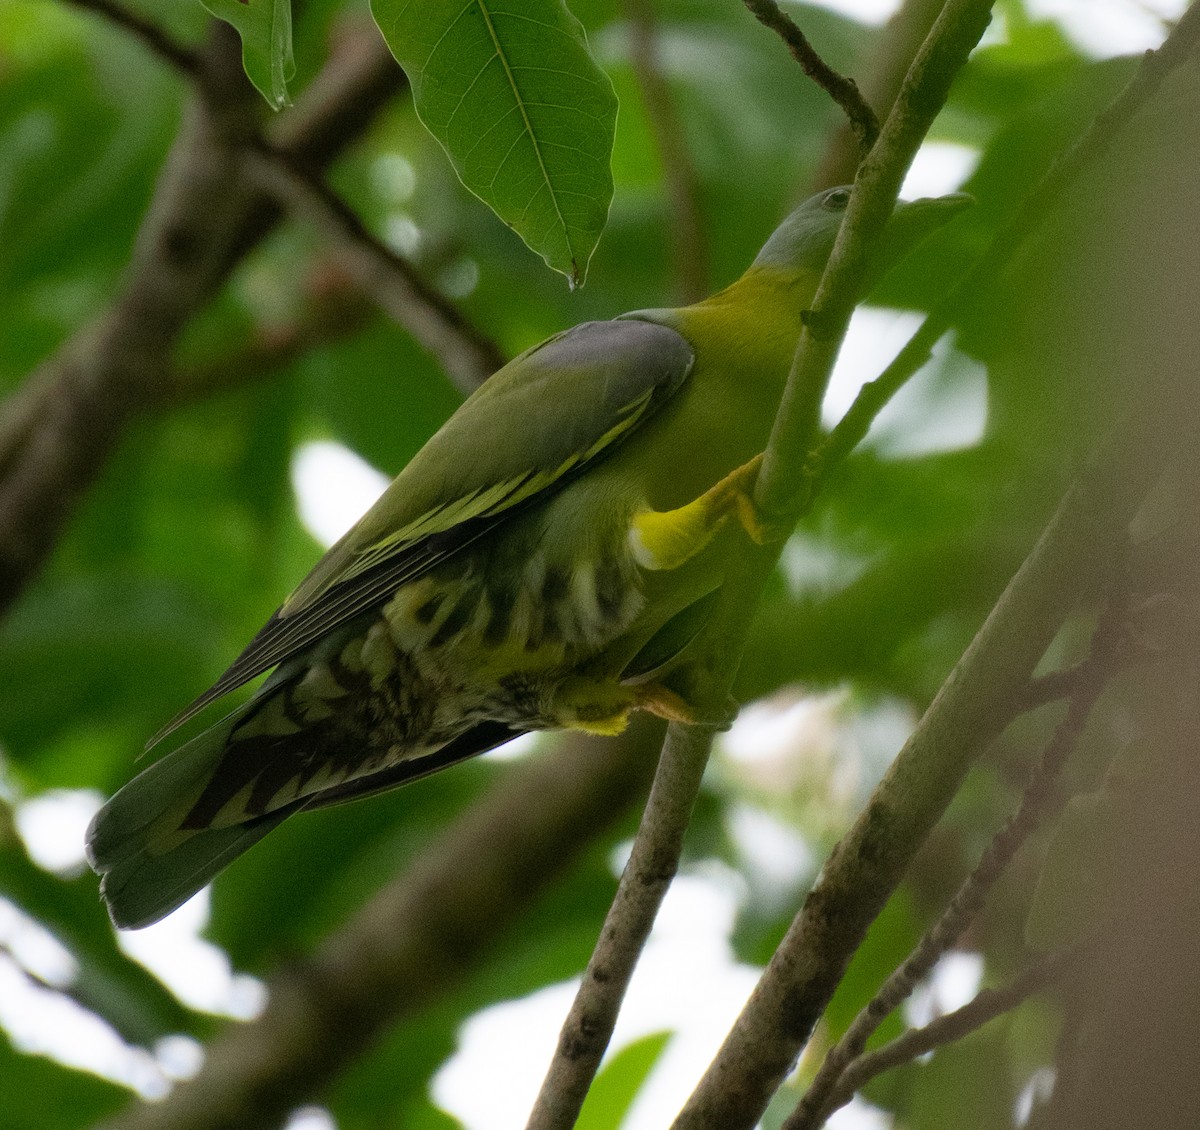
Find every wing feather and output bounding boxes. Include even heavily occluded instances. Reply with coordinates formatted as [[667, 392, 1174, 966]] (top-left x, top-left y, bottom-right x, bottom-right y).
[[150, 319, 693, 747]]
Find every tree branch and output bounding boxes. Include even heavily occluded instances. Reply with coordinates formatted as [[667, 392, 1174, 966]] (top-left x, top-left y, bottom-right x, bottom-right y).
[[238, 140, 503, 395], [66, 0, 505, 394], [91, 721, 663, 1130], [811, 0, 946, 190], [62, 0, 201, 76], [742, 0, 879, 156], [819, 950, 1077, 1121], [674, 387, 1179, 1128], [526, 722, 717, 1130], [523, 7, 995, 1126], [785, 587, 1128, 1129], [0, 15, 490, 619]]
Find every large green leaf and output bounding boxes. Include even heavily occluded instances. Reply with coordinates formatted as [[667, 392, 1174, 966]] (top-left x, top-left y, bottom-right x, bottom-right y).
[[370, 0, 617, 285], [198, 0, 294, 109]]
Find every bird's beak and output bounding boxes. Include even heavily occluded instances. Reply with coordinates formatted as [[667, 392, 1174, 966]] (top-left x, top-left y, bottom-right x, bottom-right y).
[[871, 191, 974, 283]]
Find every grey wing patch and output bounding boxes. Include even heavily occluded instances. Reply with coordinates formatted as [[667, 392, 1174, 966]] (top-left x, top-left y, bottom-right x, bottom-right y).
[[149, 319, 694, 749]]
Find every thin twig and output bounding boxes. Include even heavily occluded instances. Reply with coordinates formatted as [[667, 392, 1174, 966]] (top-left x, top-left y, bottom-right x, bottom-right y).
[[812, 0, 946, 190], [62, 0, 202, 76], [526, 722, 719, 1130], [68, 0, 504, 394], [661, 7, 994, 1127], [804, 0, 1200, 505], [819, 950, 1077, 1119], [623, 0, 709, 303], [785, 586, 1128, 1130], [527, 525, 780, 1129], [743, 0, 879, 155]]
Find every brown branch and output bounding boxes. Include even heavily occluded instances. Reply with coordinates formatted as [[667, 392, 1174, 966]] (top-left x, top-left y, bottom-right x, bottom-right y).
[[622, 0, 708, 303], [64, 0, 504, 392], [819, 950, 1077, 1120], [785, 588, 1129, 1130], [91, 721, 663, 1130], [526, 723, 718, 1130], [527, 529, 780, 1129], [0, 25, 260, 617], [0, 20, 466, 619], [742, 0, 879, 156]]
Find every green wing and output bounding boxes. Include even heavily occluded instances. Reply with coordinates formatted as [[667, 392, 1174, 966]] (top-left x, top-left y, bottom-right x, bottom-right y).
[[152, 318, 694, 745]]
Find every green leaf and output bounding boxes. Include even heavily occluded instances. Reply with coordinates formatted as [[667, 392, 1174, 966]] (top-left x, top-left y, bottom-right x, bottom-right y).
[[198, 0, 294, 109], [370, 0, 617, 286], [576, 1031, 671, 1130]]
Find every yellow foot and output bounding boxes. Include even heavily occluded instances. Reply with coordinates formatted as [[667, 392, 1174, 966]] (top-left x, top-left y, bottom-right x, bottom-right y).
[[629, 453, 787, 572]]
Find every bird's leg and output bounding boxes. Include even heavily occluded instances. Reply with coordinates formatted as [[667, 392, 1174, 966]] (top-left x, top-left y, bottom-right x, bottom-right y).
[[628, 452, 786, 573], [635, 680, 739, 730]]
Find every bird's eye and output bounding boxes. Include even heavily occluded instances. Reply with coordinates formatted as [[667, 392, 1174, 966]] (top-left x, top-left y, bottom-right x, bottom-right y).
[[823, 187, 852, 210]]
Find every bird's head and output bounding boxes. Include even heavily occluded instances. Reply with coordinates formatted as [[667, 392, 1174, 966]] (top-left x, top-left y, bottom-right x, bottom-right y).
[[752, 184, 973, 280]]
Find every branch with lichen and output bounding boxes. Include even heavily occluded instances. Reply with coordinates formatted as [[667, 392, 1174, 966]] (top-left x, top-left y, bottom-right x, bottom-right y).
[[806, 0, 1200, 504]]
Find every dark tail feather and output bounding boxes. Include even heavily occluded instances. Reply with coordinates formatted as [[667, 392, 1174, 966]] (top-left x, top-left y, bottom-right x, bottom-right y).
[[84, 706, 290, 930], [87, 715, 523, 929], [92, 809, 294, 930]]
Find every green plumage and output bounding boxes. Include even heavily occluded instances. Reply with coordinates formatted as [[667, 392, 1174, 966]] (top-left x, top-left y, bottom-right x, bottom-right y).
[[87, 187, 970, 928]]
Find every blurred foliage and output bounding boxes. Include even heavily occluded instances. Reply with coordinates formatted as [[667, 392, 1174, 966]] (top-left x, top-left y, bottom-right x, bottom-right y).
[[0, 0, 1193, 1127]]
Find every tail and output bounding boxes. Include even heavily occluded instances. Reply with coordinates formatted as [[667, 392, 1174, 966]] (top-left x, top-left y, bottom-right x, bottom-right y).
[[85, 707, 294, 930], [87, 703, 525, 929]]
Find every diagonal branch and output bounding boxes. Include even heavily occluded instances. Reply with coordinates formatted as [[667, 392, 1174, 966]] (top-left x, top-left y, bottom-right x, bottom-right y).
[[526, 722, 718, 1130], [674, 393, 1185, 1129], [238, 140, 503, 394], [812, 0, 946, 190], [819, 949, 1078, 1120], [532, 5, 993, 1125], [0, 12, 499, 619], [62, 0, 202, 75], [754, 0, 994, 525], [785, 586, 1129, 1130], [742, 0, 879, 156]]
